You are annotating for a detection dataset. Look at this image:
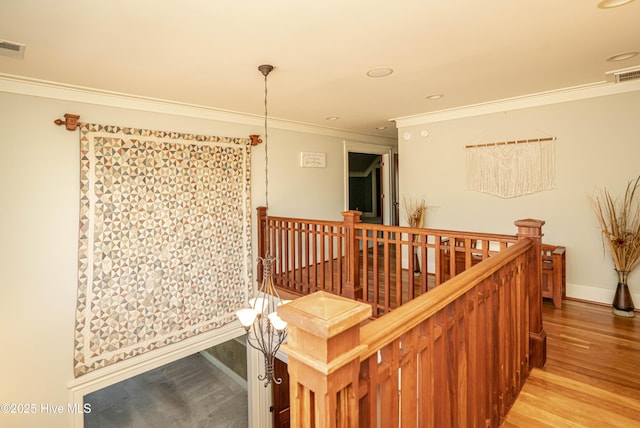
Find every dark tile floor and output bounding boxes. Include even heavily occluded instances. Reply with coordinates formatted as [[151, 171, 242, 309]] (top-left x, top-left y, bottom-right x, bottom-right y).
[[84, 353, 248, 428]]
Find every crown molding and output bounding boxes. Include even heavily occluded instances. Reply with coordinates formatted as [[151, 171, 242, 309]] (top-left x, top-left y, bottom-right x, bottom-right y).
[[0, 73, 395, 145], [394, 79, 640, 127]]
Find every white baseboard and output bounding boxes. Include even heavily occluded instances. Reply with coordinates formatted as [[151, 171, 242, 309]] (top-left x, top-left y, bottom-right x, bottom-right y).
[[199, 350, 248, 390], [566, 282, 639, 308]]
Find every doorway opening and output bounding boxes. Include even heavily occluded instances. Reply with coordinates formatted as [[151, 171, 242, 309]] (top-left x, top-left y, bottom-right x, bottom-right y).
[[348, 152, 382, 224], [83, 338, 249, 428], [343, 141, 395, 226]]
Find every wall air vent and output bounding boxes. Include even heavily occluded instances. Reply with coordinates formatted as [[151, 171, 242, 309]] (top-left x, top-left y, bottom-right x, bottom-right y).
[[606, 66, 640, 83], [0, 40, 26, 59]]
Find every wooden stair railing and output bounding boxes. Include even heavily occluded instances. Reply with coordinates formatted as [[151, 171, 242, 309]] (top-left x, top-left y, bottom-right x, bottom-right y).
[[278, 219, 545, 427], [257, 207, 552, 314], [257, 206, 351, 297], [258, 207, 565, 314]]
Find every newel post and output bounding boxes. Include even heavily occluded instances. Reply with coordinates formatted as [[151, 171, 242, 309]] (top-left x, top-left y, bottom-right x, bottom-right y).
[[278, 291, 371, 428], [257, 206, 268, 283], [342, 210, 362, 299], [515, 218, 547, 369]]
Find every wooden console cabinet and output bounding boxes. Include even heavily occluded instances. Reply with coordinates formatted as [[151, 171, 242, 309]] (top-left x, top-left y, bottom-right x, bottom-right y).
[[541, 244, 566, 309], [440, 239, 566, 308]]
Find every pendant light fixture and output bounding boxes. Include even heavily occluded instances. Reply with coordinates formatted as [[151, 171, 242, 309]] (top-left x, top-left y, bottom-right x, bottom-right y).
[[236, 64, 289, 387]]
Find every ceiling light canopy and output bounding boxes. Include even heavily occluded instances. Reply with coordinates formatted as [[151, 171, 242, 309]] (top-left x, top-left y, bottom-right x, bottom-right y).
[[606, 52, 639, 61], [367, 68, 394, 78], [597, 0, 635, 8]]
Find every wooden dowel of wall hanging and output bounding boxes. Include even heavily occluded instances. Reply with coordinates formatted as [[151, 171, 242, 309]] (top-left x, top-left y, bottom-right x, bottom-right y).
[[465, 136, 555, 149], [54, 113, 81, 131]]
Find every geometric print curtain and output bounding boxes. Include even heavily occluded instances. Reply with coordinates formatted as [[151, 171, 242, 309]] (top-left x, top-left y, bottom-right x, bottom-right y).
[[73, 123, 253, 377], [465, 139, 556, 198]]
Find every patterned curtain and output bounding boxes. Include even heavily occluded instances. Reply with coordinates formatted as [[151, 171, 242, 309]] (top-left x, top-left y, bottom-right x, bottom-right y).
[[465, 139, 556, 198], [73, 123, 253, 376]]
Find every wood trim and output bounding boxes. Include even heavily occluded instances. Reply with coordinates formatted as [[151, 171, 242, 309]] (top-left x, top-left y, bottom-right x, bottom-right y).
[[465, 136, 555, 149]]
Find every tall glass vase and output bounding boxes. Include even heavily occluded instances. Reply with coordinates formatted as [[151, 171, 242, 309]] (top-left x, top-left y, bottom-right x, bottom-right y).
[[612, 270, 635, 318]]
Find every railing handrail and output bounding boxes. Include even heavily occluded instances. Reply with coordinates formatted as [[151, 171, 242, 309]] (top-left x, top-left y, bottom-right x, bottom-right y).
[[266, 215, 345, 228], [359, 238, 532, 360], [356, 222, 518, 243]]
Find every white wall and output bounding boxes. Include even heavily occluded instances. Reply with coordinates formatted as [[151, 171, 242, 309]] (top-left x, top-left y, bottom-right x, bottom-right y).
[[264, 129, 346, 221], [397, 87, 640, 306], [0, 80, 393, 428]]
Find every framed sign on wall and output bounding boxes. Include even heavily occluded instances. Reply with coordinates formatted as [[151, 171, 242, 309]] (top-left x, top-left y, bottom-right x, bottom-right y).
[[300, 151, 326, 168]]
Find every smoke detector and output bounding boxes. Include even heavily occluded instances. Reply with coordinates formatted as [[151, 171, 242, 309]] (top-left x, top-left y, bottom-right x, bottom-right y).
[[606, 66, 640, 83], [0, 39, 26, 59]]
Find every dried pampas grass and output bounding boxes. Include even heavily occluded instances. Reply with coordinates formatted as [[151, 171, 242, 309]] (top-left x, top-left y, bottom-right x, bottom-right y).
[[403, 196, 426, 228], [590, 175, 640, 273]]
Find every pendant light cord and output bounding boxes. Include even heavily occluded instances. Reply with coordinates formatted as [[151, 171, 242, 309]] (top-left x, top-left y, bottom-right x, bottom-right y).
[[260, 65, 273, 254], [264, 71, 269, 216]]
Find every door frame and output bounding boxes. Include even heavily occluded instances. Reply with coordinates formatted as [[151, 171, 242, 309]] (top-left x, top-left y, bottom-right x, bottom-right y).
[[343, 141, 393, 226]]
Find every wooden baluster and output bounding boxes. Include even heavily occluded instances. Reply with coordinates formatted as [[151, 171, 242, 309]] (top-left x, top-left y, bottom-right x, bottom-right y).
[[383, 237, 391, 312], [295, 221, 301, 292], [278, 291, 371, 428], [284, 220, 291, 290], [329, 225, 336, 293], [370, 230, 378, 310], [358, 355, 376, 426], [337, 225, 344, 295], [515, 219, 546, 369], [435, 235, 444, 286], [395, 231, 403, 307], [400, 328, 418, 428], [322, 225, 328, 291], [419, 232, 429, 293], [304, 223, 309, 291], [418, 317, 436, 428], [311, 224, 318, 292]]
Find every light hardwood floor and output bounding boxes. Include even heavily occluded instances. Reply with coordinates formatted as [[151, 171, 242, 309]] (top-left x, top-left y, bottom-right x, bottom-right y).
[[503, 300, 640, 427]]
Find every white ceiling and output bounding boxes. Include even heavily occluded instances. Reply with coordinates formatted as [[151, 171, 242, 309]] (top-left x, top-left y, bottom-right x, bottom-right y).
[[1, 0, 639, 139]]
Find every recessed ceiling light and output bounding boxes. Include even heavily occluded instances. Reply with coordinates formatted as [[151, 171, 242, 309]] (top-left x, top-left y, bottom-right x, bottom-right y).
[[375, 126, 387, 130], [597, 0, 635, 8], [426, 94, 444, 100], [366, 68, 393, 78], [606, 51, 639, 61], [325, 116, 340, 121]]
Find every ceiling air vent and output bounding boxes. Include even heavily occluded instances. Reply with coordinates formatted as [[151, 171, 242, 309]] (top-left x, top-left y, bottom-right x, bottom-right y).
[[616, 69, 640, 82], [0, 40, 26, 59], [606, 66, 640, 83]]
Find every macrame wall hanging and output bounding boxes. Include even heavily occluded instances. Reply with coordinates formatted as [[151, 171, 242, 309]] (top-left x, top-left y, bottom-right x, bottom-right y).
[[71, 121, 255, 377], [465, 137, 556, 198]]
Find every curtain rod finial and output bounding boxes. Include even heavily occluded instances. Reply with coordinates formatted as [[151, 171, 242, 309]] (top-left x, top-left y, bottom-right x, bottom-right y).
[[250, 134, 263, 146], [54, 113, 81, 131]]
